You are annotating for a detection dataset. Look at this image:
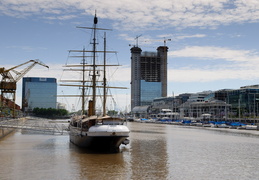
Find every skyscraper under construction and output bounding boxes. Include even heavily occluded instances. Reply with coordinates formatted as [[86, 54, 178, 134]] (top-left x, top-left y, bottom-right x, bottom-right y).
[[130, 46, 168, 110]]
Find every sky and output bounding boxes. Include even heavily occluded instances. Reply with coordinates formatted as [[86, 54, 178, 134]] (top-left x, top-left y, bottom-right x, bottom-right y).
[[1, 0, 259, 112]]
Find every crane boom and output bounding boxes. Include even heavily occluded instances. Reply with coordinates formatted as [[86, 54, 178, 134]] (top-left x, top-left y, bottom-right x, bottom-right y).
[[0, 59, 49, 82], [0, 59, 49, 89], [0, 59, 49, 117]]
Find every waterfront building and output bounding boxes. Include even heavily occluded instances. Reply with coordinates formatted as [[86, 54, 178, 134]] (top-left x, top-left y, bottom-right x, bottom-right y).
[[204, 89, 233, 103], [151, 95, 189, 114], [22, 77, 57, 112], [227, 85, 259, 119], [131, 105, 150, 118], [132, 93, 191, 118], [0, 95, 20, 110], [152, 96, 174, 113], [179, 99, 231, 120], [130, 46, 168, 110], [130, 84, 259, 123], [178, 91, 231, 120], [155, 109, 180, 120], [188, 91, 212, 102], [204, 86, 259, 122], [0, 95, 20, 117]]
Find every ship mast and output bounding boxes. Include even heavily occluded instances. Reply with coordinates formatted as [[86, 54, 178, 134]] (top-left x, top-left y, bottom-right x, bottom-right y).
[[103, 32, 107, 116], [60, 13, 126, 117], [82, 48, 86, 115], [92, 14, 98, 115]]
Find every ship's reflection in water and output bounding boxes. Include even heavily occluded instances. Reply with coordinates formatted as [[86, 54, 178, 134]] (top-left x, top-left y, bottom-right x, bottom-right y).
[[70, 145, 129, 179], [1, 121, 259, 179], [69, 123, 168, 180]]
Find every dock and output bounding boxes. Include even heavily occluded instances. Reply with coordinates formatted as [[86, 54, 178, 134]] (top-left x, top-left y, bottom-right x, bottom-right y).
[[0, 117, 68, 137]]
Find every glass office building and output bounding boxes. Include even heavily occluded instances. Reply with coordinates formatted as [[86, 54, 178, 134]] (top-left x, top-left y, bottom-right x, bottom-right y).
[[228, 86, 259, 117], [22, 77, 57, 111]]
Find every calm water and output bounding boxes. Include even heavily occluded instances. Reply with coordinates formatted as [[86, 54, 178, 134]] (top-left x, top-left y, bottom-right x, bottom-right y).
[[1, 121, 259, 180]]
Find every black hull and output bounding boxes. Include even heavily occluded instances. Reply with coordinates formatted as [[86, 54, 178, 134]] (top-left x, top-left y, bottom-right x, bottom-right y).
[[69, 133, 128, 153]]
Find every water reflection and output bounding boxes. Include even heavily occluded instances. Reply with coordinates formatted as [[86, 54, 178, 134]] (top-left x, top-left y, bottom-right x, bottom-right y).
[[1, 122, 259, 180], [69, 144, 129, 179], [128, 123, 169, 180]]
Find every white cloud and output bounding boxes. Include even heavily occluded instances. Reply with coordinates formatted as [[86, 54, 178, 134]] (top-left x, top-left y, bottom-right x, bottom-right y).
[[169, 68, 259, 83], [1, 0, 259, 30], [43, 14, 77, 20], [175, 34, 207, 40], [169, 46, 259, 82], [170, 46, 259, 63]]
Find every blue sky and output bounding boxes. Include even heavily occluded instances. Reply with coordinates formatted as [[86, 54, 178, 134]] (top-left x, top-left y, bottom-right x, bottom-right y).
[[1, 0, 259, 112]]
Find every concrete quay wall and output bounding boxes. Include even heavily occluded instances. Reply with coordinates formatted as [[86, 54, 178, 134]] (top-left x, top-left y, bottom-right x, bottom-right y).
[[0, 117, 27, 139], [0, 128, 14, 139]]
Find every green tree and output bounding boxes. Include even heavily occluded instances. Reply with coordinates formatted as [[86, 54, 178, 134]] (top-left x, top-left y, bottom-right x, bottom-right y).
[[33, 107, 68, 118], [107, 110, 118, 116]]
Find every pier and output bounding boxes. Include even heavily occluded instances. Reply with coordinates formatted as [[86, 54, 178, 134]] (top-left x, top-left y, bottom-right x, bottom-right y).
[[0, 118, 68, 137]]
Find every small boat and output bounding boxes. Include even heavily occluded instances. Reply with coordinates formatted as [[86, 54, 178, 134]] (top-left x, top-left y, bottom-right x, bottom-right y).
[[202, 123, 212, 127], [62, 13, 130, 153], [237, 125, 246, 130], [245, 125, 257, 130]]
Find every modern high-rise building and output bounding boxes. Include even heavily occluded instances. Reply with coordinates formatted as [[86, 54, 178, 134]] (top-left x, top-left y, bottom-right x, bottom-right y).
[[22, 77, 57, 111], [130, 46, 168, 110]]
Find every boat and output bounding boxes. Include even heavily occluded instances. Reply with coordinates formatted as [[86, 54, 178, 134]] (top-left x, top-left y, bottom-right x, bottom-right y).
[[61, 13, 130, 153], [202, 123, 212, 127], [156, 109, 180, 120], [245, 125, 258, 130]]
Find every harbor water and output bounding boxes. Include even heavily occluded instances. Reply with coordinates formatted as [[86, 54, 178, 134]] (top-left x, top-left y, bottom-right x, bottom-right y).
[[1, 121, 259, 180]]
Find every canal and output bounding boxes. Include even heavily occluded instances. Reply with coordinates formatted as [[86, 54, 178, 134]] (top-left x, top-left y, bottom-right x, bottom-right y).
[[0, 121, 259, 180]]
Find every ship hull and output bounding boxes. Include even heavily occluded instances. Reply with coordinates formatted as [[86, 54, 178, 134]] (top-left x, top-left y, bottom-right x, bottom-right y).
[[69, 125, 129, 153]]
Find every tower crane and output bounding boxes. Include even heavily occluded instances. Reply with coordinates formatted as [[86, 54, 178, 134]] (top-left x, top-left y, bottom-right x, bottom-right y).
[[144, 37, 171, 46], [0, 59, 49, 117]]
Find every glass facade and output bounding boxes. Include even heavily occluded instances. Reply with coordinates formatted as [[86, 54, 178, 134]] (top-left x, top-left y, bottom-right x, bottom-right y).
[[140, 80, 161, 106], [228, 88, 259, 117], [22, 77, 57, 111]]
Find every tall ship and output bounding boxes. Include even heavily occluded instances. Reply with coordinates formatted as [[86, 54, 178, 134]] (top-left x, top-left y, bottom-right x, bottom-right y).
[[61, 13, 130, 153]]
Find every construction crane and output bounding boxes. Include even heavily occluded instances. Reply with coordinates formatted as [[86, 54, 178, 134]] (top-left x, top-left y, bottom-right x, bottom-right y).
[[0, 59, 49, 117], [144, 37, 171, 46]]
